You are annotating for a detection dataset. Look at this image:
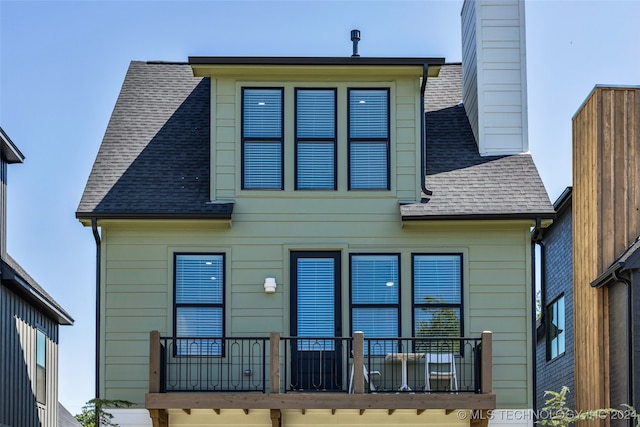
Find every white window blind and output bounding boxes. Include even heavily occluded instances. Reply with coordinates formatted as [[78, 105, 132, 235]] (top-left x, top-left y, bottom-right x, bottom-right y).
[[296, 89, 336, 190], [351, 255, 399, 354], [413, 254, 462, 341], [242, 88, 283, 189], [297, 258, 335, 339], [175, 254, 224, 355], [348, 89, 389, 190]]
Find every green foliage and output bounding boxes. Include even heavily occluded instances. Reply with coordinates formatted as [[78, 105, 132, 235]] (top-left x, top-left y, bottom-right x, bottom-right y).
[[415, 296, 461, 352], [75, 398, 133, 427], [537, 386, 612, 426]]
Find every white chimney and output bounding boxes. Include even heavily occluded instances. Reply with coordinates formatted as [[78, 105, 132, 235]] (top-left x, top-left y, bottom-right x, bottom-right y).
[[461, 0, 529, 156]]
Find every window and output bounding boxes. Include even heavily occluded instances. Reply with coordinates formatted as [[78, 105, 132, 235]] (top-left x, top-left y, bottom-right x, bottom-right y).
[[36, 329, 46, 404], [546, 295, 565, 360], [174, 254, 224, 355], [295, 89, 337, 190], [242, 88, 284, 189], [413, 254, 462, 352], [348, 89, 390, 190], [351, 254, 399, 354]]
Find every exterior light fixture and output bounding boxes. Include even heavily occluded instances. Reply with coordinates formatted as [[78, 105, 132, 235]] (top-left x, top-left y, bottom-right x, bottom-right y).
[[264, 278, 277, 293]]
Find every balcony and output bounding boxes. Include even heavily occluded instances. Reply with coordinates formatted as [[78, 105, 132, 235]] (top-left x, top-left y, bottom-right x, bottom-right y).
[[146, 331, 495, 426]]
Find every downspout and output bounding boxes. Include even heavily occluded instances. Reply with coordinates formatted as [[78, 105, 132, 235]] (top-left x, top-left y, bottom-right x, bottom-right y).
[[91, 217, 101, 400], [612, 269, 633, 410], [531, 217, 543, 412], [420, 63, 433, 202]]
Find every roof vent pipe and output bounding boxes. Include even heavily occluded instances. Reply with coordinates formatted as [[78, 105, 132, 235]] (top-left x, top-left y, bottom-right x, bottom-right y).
[[351, 29, 361, 57]]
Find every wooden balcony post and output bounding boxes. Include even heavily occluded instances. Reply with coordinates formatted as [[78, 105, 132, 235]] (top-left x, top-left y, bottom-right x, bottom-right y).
[[481, 331, 493, 394], [149, 330, 161, 393], [270, 332, 280, 394], [353, 331, 364, 394]]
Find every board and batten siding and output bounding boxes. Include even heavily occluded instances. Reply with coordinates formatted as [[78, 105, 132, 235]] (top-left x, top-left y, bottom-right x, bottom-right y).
[[99, 214, 534, 409], [210, 77, 422, 203], [572, 87, 640, 416], [0, 285, 59, 427], [461, 0, 528, 156]]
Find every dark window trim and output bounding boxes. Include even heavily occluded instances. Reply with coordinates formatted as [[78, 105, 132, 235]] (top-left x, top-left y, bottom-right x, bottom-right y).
[[241, 87, 285, 190], [294, 88, 338, 191], [349, 253, 401, 339], [411, 253, 464, 340], [173, 252, 226, 357], [347, 87, 391, 191], [545, 294, 565, 361]]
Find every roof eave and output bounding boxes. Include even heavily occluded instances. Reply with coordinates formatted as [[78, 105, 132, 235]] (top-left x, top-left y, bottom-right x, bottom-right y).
[[0, 260, 74, 325], [188, 56, 446, 67], [401, 212, 556, 222], [0, 127, 25, 164]]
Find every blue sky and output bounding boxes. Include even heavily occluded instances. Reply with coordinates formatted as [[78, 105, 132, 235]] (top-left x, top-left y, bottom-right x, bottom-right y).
[[1, 0, 638, 416]]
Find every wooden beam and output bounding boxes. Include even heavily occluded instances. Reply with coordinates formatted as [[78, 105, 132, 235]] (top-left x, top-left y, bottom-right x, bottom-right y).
[[146, 391, 496, 411], [481, 331, 492, 394], [148, 409, 168, 427], [149, 331, 161, 393], [270, 409, 281, 427], [270, 332, 280, 394]]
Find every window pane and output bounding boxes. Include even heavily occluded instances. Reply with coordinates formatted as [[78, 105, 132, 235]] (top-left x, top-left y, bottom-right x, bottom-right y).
[[413, 254, 462, 342], [351, 255, 398, 304], [176, 255, 223, 304], [36, 330, 46, 404], [244, 141, 282, 189], [176, 307, 223, 337], [413, 255, 461, 304], [297, 258, 335, 338], [243, 89, 282, 138], [349, 89, 388, 138], [297, 142, 335, 189], [349, 142, 388, 189], [297, 89, 335, 138]]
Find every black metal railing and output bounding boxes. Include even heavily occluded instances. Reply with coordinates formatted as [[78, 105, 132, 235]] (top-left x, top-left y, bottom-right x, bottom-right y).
[[159, 336, 268, 392], [154, 334, 485, 394], [362, 337, 482, 393]]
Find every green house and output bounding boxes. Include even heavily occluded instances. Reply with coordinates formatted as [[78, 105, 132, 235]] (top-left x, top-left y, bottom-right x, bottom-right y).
[[77, 1, 554, 426]]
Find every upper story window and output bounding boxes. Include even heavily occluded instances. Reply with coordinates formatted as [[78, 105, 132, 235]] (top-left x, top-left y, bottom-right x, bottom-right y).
[[351, 254, 399, 355], [295, 89, 337, 190], [174, 254, 225, 355], [546, 295, 565, 360], [36, 329, 46, 404], [242, 88, 284, 190], [348, 89, 390, 190], [413, 254, 463, 353]]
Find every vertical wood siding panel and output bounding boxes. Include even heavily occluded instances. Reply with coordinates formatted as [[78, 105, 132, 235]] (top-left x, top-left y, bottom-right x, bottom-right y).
[[0, 286, 59, 427], [573, 87, 640, 417]]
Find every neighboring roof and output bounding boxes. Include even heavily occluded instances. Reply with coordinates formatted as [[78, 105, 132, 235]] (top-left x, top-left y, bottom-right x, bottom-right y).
[[78, 60, 554, 221], [0, 127, 25, 164], [538, 187, 572, 239], [0, 254, 74, 325], [76, 61, 233, 220], [401, 64, 555, 220], [58, 402, 82, 427], [591, 235, 640, 288]]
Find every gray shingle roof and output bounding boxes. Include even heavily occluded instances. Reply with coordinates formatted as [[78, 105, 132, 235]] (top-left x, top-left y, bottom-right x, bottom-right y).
[[401, 64, 554, 219], [78, 61, 553, 220], [76, 61, 232, 218]]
